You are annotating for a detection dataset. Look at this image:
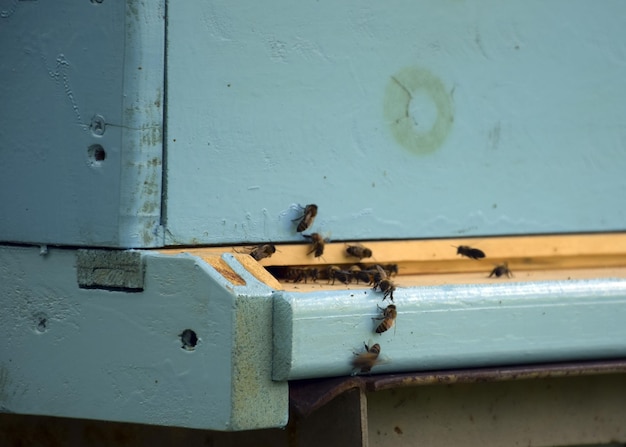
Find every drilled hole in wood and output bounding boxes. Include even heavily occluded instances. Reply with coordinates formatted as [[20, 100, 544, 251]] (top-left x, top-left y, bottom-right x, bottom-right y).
[[34, 312, 48, 333], [180, 329, 198, 351], [87, 144, 106, 165]]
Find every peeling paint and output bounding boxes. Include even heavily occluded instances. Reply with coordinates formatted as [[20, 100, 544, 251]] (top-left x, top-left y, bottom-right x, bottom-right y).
[[0, 365, 10, 405], [44, 53, 82, 124]]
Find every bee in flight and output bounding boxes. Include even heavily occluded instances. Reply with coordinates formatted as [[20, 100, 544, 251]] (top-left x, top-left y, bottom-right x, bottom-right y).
[[248, 244, 276, 261], [303, 232, 328, 257], [351, 342, 382, 374], [293, 204, 318, 232], [454, 245, 486, 260], [373, 304, 397, 334], [372, 264, 396, 302], [489, 262, 513, 278], [346, 244, 373, 260]]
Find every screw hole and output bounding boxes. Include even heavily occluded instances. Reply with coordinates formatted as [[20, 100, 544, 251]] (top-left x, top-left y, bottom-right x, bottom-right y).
[[34, 312, 48, 333], [180, 329, 198, 351], [87, 144, 106, 165]]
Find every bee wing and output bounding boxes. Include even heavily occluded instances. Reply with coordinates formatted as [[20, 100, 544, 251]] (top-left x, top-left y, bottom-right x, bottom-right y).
[[375, 264, 388, 280], [233, 246, 256, 255], [377, 354, 391, 366], [351, 352, 375, 367]]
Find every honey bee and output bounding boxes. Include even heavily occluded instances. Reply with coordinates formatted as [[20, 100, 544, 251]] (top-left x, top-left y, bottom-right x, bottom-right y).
[[372, 265, 396, 302], [454, 245, 486, 260], [286, 267, 304, 282], [489, 262, 513, 278], [373, 304, 397, 334], [362, 266, 381, 285], [327, 265, 351, 285], [303, 232, 327, 257], [287, 267, 319, 283], [362, 264, 398, 281], [305, 267, 320, 282], [351, 342, 381, 374], [293, 204, 318, 232], [348, 265, 372, 284], [346, 244, 373, 260], [248, 244, 276, 261], [379, 264, 399, 277]]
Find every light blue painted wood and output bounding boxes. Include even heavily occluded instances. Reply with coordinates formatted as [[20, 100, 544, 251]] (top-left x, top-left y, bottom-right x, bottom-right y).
[[273, 278, 626, 380], [0, 1, 164, 248], [3, 2, 624, 248], [165, 1, 626, 245], [0, 246, 287, 431]]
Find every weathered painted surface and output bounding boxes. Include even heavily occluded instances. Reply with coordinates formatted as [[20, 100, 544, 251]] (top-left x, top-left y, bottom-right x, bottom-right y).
[[368, 375, 626, 446], [165, 1, 626, 245], [0, 245, 287, 431], [273, 278, 626, 380], [0, 1, 164, 247], [2, 2, 625, 248]]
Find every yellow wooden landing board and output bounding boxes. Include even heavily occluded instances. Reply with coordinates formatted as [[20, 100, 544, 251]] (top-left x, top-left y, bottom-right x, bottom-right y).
[[159, 233, 626, 291]]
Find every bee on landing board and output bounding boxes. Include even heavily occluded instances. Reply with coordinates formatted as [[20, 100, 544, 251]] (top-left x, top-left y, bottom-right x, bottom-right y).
[[489, 262, 513, 278], [454, 245, 486, 260], [348, 265, 372, 284], [372, 264, 396, 302], [351, 342, 381, 374], [303, 232, 328, 257], [346, 244, 373, 260], [362, 264, 398, 282], [327, 265, 351, 285], [373, 304, 397, 334], [248, 244, 276, 261], [234, 244, 276, 261], [380, 264, 398, 277], [293, 204, 318, 232], [287, 267, 319, 283]]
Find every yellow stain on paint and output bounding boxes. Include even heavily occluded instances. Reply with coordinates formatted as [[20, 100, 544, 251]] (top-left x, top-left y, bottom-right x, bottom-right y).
[[384, 66, 454, 155]]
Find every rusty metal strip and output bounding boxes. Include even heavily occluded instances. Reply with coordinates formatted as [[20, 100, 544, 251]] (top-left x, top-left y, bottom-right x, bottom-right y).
[[289, 358, 626, 417]]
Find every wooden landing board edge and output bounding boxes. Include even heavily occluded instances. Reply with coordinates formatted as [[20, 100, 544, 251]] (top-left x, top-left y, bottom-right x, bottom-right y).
[[156, 249, 283, 290]]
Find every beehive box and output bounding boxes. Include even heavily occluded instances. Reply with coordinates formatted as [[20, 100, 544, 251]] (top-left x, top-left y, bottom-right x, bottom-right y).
[[1, 0, 626, 433]]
